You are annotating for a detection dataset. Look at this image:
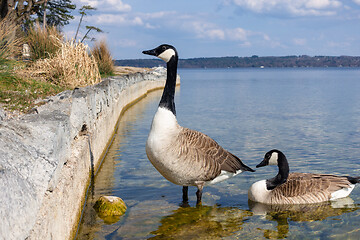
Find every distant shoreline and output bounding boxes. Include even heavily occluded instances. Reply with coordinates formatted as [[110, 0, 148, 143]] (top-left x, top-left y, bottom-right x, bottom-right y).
[[115, 55, 360, 68]]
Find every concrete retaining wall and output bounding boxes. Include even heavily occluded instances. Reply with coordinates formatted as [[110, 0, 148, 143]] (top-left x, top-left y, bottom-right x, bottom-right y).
[[0, 69, 169, 239]]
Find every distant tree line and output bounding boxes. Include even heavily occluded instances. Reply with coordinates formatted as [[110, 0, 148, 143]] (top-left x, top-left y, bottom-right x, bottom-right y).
[[115, 55, 360, 68]]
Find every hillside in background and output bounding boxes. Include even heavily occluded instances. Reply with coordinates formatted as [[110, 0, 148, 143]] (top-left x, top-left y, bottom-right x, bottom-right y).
[[115, 55, 360, 68]]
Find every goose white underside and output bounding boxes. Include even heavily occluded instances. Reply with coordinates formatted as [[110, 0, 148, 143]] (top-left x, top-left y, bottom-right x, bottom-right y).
[[330, 184, 355, 201], [248, 180, 269, 203], [205, 170, 243, 186]]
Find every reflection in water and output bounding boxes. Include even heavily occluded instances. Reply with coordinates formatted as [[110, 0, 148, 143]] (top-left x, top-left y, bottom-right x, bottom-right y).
[[77, 69, 360, 239], [149, 205, 252, 239], [76, 89, 166, 239], [249, 198, 358, 239]]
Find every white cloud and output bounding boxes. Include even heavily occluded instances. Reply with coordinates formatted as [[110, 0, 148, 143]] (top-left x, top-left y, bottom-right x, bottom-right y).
[[231, 0, 343, 16], [227, 28, 248, 41], [188, 22, 271, 46], [144, 23, 157, 29], [305, 0, 341, 9], [326, 40, 351, 48], [293, 38, 307, 45], [73, 0, 131, 12], [207, 29, 226, 40], [89, 14, 143, 25], [113, 39, 138, 47], [353, 0, 360, 5], [75, 0, 99, 8], [239, 41, 252, 47], [141, 11, 177, 19]]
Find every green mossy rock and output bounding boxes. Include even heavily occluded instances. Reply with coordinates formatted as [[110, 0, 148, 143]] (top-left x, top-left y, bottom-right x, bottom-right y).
[[93, 196, 127, 224]]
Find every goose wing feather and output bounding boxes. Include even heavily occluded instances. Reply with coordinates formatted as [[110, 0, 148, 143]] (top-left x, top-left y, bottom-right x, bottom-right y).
[[270, 173, 353, 204], [177, 127, 246, 180]]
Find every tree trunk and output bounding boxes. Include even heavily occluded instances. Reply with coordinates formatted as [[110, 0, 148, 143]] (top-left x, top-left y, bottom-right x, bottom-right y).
[[0, 0, 8, 19], [43, 0, 47, 29], [74, 14, 84, 40], [1, 0, 15, 20], [80, 28, 91, 43]]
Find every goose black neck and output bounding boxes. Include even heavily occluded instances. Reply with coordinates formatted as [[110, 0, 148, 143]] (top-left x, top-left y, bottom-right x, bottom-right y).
[[159, 55, 178, 115], [266, 152, 290, 190]]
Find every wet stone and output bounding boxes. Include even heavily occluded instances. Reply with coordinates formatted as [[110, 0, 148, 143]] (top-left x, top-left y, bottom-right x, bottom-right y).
[[93, 196, 127, 224]]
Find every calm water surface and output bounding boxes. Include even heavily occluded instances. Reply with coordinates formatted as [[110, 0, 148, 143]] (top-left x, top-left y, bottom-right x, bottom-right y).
[[77, 68, 360, 239]]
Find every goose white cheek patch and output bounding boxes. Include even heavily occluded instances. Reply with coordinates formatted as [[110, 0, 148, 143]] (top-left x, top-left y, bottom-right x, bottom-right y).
[[158, 49, 176, 62], [269, 152, 278, 165]]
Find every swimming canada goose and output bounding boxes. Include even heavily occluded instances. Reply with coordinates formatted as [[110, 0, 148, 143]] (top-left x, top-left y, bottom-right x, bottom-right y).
[[248, 149, 360, 204], [143, 44, 255, 204]]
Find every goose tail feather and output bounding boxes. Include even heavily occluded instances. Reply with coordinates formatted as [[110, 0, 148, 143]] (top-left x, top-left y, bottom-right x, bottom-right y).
[[230, 153, 255, 172], [346, 176, 360, 184]]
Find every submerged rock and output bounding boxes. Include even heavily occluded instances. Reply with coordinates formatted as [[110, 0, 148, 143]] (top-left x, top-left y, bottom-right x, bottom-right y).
[[94, 196, 127, 224]]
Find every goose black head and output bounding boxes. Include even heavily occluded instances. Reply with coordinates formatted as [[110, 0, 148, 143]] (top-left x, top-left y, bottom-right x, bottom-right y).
[[142, 44, 178, 63], [257, 149, 283, 168]]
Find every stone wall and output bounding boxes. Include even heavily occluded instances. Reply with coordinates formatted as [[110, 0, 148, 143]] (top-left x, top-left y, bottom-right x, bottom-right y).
[[0, 69, 169, 239]]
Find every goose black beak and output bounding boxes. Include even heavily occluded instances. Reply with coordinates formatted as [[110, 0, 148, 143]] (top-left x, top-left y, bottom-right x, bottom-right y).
[[142, 48, 157, 56], [256, 159, 267, 168]]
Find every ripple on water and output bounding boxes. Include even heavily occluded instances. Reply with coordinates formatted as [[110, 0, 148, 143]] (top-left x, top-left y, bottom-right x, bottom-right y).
[[77, 68, 360, 239]]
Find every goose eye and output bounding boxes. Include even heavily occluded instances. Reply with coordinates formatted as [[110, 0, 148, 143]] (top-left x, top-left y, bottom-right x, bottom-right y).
[[162, 46, 167, 51]]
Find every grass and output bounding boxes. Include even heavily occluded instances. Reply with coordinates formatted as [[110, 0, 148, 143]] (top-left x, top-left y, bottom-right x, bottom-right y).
[[91, 40, 115, 76], [30, 40, 101, 88], [26, 22, 63, 60], [0, 20, 69, 114], [0, 16, 22, 60], [0, 59, 66, 113], [0, 18, 135, 116]]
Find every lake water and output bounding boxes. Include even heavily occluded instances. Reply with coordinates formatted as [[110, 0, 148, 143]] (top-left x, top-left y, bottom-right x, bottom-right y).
[[76, 68, 360, 239]]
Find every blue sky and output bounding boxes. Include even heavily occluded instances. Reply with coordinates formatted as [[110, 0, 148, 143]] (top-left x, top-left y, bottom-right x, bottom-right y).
[[64, 0, 360, 59]]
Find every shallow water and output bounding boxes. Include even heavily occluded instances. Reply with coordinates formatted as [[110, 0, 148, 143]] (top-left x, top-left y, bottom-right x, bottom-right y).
[[77, 68, 360, 239]]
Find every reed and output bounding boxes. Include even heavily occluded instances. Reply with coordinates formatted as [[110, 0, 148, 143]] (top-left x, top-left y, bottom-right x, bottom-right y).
[[91, 40, 114, 76], [0, 17, 22, 61], [30, 40, 101, 88], [26, 22, 63, 60]]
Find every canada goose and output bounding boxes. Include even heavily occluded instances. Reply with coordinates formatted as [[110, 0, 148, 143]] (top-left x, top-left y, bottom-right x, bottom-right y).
[[143, 44, 254, 204], [248, 149, 360, 204]]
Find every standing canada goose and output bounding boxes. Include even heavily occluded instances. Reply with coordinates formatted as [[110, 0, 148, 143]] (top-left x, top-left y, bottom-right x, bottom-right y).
[[143, 44, 255, 204], [248, 149, 360, 204]]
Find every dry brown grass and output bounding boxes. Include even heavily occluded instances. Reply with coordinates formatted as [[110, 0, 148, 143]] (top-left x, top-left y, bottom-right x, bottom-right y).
[[91, 40, 114, 76], [29, 40, 101, 88], [0, 16, 23, 60], [113, 66, 150, 75], [26, 22, 63, 60]]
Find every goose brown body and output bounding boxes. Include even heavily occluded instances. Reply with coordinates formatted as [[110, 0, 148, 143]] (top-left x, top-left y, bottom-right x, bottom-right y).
[[146, 107, 252, 191], [248, 149, 359, 205], [252, 172, 355, 204], [146, 122, 248, 186]]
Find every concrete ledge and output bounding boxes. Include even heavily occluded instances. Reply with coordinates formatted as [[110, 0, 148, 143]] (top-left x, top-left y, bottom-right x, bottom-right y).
[[0, 68, 171, 239]]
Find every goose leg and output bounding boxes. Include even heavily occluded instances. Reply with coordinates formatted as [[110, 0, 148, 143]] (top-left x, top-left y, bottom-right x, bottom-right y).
[[182, 186, 188, 202], [196, 183, 204, 205]]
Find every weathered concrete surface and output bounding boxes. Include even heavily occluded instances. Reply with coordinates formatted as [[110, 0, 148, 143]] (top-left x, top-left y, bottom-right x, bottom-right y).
[[0, 68, 169, 240]]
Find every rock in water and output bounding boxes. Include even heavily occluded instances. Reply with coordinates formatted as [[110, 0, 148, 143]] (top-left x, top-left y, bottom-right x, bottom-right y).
[[93, 196, 127, 224]]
